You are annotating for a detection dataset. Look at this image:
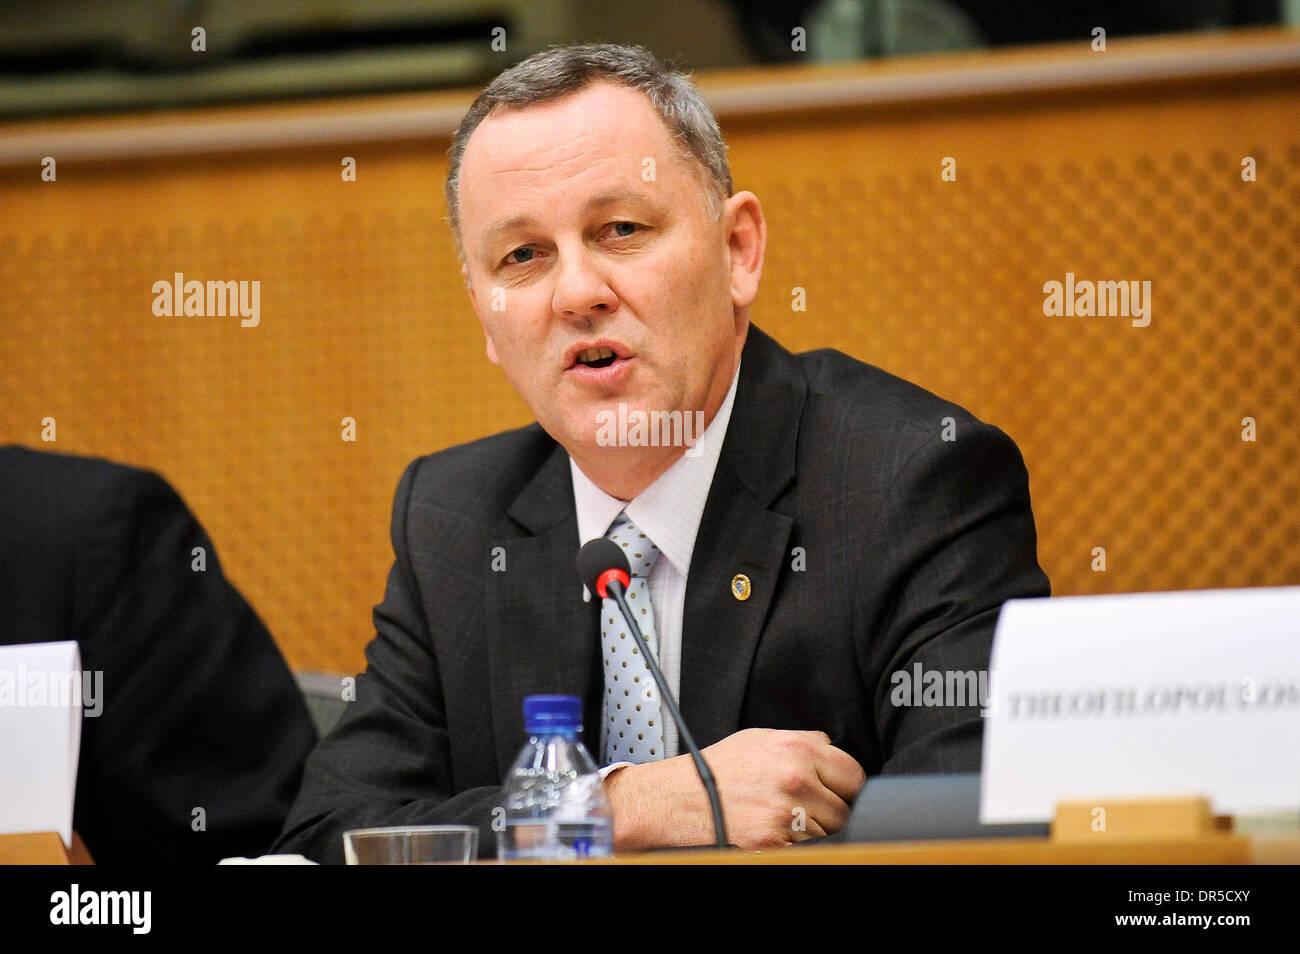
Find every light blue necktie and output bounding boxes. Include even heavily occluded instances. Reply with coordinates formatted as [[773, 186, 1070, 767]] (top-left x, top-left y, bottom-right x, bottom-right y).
[[600, 514, 664, 764]]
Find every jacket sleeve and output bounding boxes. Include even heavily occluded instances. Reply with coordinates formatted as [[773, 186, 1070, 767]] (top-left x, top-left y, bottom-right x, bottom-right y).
[[870, 421, 1051, 774], [71, 463, 318, 865], [274, 458, 506, 862]]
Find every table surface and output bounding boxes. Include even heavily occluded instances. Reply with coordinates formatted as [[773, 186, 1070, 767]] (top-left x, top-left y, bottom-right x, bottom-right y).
[[556, 833, 1300, 864]]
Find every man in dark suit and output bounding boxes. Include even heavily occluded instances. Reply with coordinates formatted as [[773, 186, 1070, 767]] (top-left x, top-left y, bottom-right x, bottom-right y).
[[0, 446, 318, 864], [276, 44, 1049, 861]]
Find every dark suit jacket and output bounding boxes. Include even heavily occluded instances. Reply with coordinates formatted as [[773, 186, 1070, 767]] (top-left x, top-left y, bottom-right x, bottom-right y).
[[0, 446, 318, 864], [276, 325, 1050, 861]]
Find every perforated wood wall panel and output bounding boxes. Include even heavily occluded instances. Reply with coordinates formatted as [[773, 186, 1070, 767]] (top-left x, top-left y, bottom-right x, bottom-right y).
[[731, 84, 1300, 602], [1, 62, 1296, 674]]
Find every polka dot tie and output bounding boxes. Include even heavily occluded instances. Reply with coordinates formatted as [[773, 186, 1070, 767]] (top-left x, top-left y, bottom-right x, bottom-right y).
[[601, 514, 664, 764]]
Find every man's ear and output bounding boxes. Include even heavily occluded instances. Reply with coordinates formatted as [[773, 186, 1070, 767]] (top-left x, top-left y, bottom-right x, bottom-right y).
[[464, 264, 501, 365], [724, 191, 766, 310]]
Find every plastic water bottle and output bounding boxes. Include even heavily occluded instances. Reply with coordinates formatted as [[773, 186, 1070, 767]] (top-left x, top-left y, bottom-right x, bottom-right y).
[[499, 694, 613, 860]]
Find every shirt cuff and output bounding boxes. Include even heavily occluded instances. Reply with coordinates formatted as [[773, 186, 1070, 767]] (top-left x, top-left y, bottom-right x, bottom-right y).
[[599, 761, 633, 780]]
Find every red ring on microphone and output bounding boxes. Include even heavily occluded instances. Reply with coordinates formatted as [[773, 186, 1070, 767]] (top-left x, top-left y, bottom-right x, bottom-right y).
[[595, 567, 630, 599]]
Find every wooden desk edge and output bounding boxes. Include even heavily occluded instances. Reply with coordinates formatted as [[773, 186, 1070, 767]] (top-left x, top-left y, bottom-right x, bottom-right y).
[[529, 833, 1298, 864]]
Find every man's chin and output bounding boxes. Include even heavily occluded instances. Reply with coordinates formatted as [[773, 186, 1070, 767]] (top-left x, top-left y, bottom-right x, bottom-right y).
[[546, 411, 644, 455]]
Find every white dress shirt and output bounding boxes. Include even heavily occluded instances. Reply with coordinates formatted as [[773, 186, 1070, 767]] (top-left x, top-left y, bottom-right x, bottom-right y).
[[570, 359, 741, 767]]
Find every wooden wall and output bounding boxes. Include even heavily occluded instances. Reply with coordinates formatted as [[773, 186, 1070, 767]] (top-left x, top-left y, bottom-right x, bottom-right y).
[[2, 30, 1297, 673]]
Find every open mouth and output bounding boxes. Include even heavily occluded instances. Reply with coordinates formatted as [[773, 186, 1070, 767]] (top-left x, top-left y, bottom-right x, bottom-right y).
[[573, 347, 617, 370], [564, 340, 633, 383]]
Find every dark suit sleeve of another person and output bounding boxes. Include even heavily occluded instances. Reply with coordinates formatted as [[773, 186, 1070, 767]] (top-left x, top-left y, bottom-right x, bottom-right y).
[[274, 457, 506, 863], [867, 418, 1050, 774], [0, 447, 318, 865]]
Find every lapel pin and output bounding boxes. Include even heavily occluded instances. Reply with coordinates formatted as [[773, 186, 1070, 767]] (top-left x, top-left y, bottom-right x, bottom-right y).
[[731, 574, 751, 601]]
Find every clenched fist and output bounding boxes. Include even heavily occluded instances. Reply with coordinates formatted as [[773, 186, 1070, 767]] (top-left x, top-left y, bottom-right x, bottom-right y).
[[604, 727, 866, 851]]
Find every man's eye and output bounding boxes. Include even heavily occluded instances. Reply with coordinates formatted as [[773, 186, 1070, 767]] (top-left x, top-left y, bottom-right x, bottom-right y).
[[610, 222, 638, 237], [503, 247, 534, 266]]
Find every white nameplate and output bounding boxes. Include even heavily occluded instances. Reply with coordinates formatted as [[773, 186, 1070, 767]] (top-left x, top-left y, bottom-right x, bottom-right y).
[[980, 588, 1300, 823], [0, 641, 85, 847]]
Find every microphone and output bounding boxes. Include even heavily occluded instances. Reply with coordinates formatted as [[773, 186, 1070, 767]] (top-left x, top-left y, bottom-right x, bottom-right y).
[[577, 538, 729, 850]]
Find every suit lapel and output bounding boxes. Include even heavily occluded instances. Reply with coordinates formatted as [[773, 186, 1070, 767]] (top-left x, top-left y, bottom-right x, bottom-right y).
[[484, 441, 602, 774], [679, 474, 793, 747], [679, 325, 805, 746]]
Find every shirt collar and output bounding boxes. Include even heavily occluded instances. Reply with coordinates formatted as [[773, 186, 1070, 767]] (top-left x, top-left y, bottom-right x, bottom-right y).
[[571, 357, 742, 600]]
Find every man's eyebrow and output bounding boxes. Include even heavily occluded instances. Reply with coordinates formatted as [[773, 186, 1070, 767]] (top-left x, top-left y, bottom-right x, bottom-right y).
[[581, 187, 661, 212], [477, 189, 665, 258], [478, 214, 537, 255]]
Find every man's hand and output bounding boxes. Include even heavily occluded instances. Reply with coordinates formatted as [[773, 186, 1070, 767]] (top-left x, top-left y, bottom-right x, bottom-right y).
[[603, 727, 866, 852]]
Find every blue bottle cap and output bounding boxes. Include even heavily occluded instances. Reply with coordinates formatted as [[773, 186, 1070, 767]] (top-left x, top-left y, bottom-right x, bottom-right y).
[[523, 694, 583, 734]]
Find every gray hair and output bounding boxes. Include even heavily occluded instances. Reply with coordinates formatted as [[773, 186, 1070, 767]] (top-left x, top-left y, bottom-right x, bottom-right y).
[[445, 43, 733, 259]]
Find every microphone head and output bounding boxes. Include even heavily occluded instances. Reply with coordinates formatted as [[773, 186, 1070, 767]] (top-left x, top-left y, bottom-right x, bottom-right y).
[[576, 537, 631, 597]]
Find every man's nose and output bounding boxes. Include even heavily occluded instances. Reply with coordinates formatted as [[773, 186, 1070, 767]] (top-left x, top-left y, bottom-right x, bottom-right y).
[[550, 246, 617, 321]]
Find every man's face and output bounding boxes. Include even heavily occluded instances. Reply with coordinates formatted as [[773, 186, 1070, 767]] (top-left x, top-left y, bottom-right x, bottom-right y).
[[457, 80, 760, 468]]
